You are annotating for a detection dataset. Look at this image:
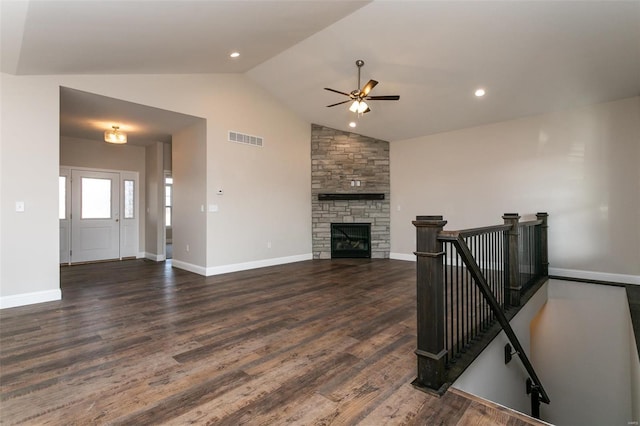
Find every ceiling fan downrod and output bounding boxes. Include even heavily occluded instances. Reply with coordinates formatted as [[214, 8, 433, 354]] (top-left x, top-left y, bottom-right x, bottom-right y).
[[355, 60, 364, 92]]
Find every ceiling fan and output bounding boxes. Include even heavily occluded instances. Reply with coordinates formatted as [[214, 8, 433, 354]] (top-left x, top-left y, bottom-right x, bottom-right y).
[[325, 60, 400, 114]]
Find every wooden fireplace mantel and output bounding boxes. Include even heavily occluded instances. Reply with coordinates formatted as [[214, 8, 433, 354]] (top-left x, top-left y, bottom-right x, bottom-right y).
[[317, 193, 385, 201]]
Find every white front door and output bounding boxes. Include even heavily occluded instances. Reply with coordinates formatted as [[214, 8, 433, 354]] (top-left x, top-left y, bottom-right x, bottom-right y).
[[71, 170, 120, 263]]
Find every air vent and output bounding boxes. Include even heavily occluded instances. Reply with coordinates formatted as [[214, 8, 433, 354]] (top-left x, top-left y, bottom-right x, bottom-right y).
[[228, 131, 263, 147]]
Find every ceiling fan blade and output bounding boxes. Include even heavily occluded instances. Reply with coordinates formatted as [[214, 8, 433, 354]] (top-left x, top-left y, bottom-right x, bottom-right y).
[[324, 87, 351, 97], [366, 95, 400, 101], [360, 80, 378, 96], [363, 107, 371, 114], [326, 100, 351, 108]]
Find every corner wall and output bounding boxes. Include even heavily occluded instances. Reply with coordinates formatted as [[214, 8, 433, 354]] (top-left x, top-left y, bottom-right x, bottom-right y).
[[172, 121, 207, 273], [145, 142, 165, 261]]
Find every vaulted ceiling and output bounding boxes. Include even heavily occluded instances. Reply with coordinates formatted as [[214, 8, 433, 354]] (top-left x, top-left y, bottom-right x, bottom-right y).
[[2, 0, 639, 143]]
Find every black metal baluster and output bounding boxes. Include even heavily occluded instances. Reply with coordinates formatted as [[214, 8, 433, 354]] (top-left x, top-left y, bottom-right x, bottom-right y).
[[444, 242, 449, 365], [480, 234, 484, 330], [484, 233, 489, 328], [450, 242, 455, 361], [472, 236, 477, 339], [451, 243, 464, 354]]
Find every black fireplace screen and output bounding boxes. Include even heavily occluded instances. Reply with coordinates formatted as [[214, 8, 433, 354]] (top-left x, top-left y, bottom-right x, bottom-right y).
[[331, 223, 371, 258]]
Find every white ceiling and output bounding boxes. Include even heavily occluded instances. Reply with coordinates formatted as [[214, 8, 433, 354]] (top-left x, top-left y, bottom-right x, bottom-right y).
[[2, 0, 639, 142]]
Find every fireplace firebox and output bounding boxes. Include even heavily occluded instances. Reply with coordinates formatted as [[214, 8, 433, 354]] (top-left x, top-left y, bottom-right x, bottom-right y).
[[331, 223, 371, 258]]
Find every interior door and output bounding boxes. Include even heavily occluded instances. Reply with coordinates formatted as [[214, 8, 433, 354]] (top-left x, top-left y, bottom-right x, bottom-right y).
[[71, 170, 120, 263]]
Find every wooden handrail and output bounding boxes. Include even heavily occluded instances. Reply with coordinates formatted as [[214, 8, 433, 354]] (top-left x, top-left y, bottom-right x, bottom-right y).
[[439, 224, 511, 239], [519, 219, 543, 228]]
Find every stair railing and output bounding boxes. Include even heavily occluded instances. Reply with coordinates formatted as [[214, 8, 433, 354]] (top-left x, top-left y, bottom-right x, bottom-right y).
[[412, 213, 549, 417]]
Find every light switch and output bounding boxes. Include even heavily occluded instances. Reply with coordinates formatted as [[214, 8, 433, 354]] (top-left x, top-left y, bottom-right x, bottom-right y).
[[209, 204, 219, 212], [15, 201, 25, 212]]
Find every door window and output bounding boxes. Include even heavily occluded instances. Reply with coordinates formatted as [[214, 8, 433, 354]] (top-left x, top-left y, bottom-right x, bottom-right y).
[[59, 176, 67, 219], [124, 180, 135, 219], [81, 177, 112, 219]]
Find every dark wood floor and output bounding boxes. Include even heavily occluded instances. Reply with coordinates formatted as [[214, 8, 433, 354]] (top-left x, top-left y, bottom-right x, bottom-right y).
[[0, 259, 543, 425]]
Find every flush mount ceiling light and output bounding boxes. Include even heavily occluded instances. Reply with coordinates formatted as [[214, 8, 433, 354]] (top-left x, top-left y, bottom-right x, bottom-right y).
[[475, 88, 486, 97], [349, 121, 357, 128], [230, 52, 240, 58], [104, 125, 127, 144]]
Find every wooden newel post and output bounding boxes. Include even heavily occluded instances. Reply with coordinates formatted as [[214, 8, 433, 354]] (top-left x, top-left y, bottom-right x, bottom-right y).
[[412, 215, 447, 392], [503, 213, 521, 307], [536, 213, 549, 277]]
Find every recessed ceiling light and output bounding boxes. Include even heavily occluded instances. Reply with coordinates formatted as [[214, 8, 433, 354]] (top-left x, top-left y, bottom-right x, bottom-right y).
[[349, 122, 357, 128], [475, 88, 486, 97], [230, 52, 240, 58]]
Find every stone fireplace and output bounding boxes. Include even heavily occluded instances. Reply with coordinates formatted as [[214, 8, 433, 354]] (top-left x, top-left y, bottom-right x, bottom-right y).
[[311, 124, 390, 259]]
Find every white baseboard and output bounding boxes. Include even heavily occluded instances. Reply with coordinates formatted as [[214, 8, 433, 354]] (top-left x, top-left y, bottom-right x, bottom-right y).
[[171, 259, 207, 276], [0, 289, 62, 310], [145, 252, 166, 262], [205, 253, 313, 276], [549, 267, 640, 285], [137, 252, 145, 259], [390, 252, 416, 262]]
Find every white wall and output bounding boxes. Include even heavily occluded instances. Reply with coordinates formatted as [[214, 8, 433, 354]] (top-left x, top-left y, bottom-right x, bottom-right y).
[[452, 282, 549, 415], [145, 142, 165, 260], [60, 136, 146, 254], [390, 97, 640, 282], [172, 121, 207, 273], [0, 75, 60, 306], [205, 86, 312, 273], [0, 72, 312, 306], [530, 281, 634, 425]]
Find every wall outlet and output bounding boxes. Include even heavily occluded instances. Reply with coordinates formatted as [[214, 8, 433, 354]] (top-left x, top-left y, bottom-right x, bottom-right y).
[[267, 241, 272, 249], [186, 244, 190, 252]]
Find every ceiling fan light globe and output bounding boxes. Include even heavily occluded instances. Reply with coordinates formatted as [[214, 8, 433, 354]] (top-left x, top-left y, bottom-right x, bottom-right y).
[[357, 101, 368, 113], [349, 101, 360, 112]]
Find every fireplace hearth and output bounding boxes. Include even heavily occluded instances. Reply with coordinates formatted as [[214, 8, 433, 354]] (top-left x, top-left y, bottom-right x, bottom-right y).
[[331, 223, 371, 258]]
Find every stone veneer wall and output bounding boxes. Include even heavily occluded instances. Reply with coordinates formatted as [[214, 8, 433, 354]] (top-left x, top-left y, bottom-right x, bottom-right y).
[[311, 124, 390, 259]]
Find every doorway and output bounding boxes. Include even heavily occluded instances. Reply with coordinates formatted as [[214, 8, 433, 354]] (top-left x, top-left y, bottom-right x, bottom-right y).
[[165, 171, 173, 260], [60, 167, 139, 264]]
